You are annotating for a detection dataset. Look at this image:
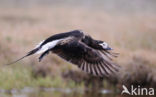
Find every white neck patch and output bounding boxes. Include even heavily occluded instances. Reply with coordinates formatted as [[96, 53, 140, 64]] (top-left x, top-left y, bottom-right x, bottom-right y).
[[100, 42, 108, 49]]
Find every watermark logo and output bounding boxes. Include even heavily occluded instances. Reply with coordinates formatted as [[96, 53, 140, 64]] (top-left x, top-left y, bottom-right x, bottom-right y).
[[121, 85, 155, 96], [121, 85, 131, 95]]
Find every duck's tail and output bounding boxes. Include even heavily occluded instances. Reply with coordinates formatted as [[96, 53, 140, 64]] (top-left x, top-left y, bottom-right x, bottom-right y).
[[5, 47, 40, 65]]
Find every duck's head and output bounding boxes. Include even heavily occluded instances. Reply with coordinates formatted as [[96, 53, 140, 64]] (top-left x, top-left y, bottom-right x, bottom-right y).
[[98, 41, 113, 50]]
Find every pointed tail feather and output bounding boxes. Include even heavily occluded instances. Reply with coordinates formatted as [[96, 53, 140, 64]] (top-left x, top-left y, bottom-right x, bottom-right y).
[[27, 47, 40, 56], [5, 48, 40, 65]]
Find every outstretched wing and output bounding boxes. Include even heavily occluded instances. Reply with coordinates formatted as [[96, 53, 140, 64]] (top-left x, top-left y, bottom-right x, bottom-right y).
[[52, 40, 119, 77]]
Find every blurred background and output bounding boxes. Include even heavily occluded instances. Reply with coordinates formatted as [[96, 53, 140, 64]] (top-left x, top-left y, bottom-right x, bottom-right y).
[[0, 0, 156, 97]]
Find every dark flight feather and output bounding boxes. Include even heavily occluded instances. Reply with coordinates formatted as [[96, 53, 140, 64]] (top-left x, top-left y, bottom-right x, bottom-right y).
[[52, 40, 119, 77]]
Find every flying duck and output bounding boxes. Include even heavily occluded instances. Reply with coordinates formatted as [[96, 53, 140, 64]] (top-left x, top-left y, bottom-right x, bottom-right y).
[[7, 30, 119, 77]]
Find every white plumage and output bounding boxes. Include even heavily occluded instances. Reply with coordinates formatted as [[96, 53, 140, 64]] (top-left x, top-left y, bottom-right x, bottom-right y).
[[36, 39, 62, 54]]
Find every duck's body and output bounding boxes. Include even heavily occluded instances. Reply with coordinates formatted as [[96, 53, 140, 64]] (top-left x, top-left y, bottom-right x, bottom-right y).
[[7, 30, 119, 77]]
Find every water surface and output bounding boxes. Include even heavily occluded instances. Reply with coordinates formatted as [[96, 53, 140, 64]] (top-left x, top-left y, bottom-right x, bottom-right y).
[[0, 87, 120, 97]]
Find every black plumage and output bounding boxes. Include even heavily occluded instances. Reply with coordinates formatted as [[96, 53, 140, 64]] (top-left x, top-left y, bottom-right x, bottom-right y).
[[6, 30, 119, 77]]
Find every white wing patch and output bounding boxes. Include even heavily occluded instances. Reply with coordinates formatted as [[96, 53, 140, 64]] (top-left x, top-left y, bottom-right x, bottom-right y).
[[36, 39, 62, 54]]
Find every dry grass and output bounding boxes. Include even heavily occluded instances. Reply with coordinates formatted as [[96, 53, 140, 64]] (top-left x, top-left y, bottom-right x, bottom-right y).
[[118, 55, 156, 88], [0, 6, 156, 89]]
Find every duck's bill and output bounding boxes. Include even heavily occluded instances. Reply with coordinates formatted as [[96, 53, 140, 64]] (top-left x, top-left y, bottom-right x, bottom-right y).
[[105, 47, 113, 50]]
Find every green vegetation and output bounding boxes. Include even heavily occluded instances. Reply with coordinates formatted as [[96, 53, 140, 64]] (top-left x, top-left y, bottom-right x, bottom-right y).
[[0, 64, 84, 90], [0, 3, 156, 93]]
